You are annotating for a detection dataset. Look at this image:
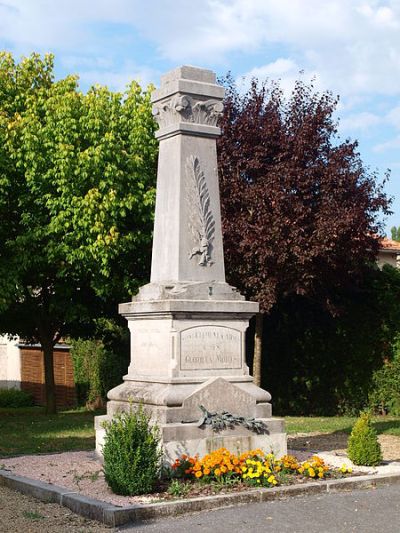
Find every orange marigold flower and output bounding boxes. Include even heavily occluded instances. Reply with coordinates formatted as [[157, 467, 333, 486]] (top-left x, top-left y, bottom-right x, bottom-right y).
[[195, 471, 202, 478], [215, 468, 221, 476]]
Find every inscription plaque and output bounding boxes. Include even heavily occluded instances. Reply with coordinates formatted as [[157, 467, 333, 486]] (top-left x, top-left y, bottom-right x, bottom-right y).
[[180, 326, 241, 370]]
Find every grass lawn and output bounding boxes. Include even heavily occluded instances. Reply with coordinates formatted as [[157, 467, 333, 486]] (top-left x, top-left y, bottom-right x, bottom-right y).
[[1, 407, 399, 458], [285, 415, 400, 436], [0, 407, 104, 457]]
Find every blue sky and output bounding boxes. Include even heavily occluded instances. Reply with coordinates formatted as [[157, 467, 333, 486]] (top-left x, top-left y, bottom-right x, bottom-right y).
[[1, 0, 399, 234]]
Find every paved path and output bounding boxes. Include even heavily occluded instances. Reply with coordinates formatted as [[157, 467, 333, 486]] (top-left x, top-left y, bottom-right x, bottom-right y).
[[121, 484, 400, 533]]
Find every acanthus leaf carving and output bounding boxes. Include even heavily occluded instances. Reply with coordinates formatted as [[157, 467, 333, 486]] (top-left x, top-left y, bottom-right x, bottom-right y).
[[152, 95, 223, 129]]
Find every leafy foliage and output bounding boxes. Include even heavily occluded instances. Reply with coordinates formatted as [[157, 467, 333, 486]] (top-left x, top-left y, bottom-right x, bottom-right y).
[[102, 407, 162, 495], [70, 339, 106, 406], [0, 388, 34, 408], [258, 265, 400, 415], [390, 226, 400, 242], [70, 319, 130, 406], [369, 335, 400, 415], [218, 76, 390, 313], [347, 412, 382, 466], [0, 52, 157, 412]]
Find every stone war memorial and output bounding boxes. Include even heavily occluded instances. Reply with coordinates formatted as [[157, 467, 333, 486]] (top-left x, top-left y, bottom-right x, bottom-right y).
[[95, 65, 287, 461]]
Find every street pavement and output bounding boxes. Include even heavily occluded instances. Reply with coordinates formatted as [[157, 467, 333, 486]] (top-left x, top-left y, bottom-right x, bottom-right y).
[[120, 483, 400, 532]]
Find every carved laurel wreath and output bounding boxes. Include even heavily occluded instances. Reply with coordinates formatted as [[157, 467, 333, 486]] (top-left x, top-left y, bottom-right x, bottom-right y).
[[186, 156, 215, 266]]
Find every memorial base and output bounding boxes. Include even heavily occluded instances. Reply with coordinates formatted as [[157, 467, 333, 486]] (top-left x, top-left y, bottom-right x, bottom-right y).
[[95, 377, 286, 460], [96, 410, 286, 463], [95, 292, 286, 461]]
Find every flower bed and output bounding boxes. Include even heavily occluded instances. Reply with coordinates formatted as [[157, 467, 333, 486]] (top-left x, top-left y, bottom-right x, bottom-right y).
[[167, 448, 353, 496]]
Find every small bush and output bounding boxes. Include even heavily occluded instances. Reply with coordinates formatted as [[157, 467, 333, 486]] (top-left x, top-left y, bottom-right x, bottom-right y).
[[102, 406, 162, 495], [347, 412, 382, 466], [0, 388, 34, 408]]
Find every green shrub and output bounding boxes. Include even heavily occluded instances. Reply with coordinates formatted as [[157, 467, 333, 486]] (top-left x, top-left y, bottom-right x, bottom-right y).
[[369, 336, 400, 415], [70, 321, 130, 407], [0, 388, 34, 408], [70, 338, 106, 406], [347, 412, 382, 466], [102, 406, 162, 495]]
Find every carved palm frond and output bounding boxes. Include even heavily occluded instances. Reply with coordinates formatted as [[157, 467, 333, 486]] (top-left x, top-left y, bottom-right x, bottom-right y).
[[188, 155, 215, 243]]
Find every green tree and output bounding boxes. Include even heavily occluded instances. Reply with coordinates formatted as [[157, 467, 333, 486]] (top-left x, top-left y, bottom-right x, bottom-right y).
[[0, 52, 158, 413], [390, 226, 400, 241]]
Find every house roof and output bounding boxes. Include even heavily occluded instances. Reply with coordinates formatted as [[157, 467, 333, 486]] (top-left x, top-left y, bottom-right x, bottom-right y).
[[380, 237, 400, 252]]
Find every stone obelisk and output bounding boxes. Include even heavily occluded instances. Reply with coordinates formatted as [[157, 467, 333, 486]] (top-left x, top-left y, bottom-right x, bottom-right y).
[[95, 66, 286, 460]]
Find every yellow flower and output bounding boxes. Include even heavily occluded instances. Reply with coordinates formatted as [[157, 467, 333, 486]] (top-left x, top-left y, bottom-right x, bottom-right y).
[[308, 468, 316, 477], [318, 472, 324, 478], [195, 471, 202, 478], [215, 468, 221, 477], [267, 475, 276, 484]]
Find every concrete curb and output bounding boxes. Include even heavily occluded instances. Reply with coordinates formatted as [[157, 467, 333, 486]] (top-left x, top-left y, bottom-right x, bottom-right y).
[[1, 468, 400, 527]]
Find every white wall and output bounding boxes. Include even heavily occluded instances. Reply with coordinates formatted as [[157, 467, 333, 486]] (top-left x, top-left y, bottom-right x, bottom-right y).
[[0, 335, 21, 389]]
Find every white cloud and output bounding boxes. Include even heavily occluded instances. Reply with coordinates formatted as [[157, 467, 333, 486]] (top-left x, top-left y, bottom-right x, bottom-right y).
[[237, 58, 321, 97], [2, 0, 400, 100], [78, 64, 157, 92], [340, 111, 383, 132], [374, 135, 400, 152], [386, 105, 400, 128]]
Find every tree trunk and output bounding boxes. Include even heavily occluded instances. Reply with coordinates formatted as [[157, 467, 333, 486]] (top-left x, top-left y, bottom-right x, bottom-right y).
[[253, 312, 263, 387], [42, 340, 57, 414]]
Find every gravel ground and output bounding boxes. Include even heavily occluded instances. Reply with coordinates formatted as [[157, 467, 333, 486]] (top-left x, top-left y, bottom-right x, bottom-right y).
[[0, 450, 161, 507], [1, 433, 399, 508], [0, 484, 112, 532], [0, 432, 399, 530], [288, 432, 400, 461]]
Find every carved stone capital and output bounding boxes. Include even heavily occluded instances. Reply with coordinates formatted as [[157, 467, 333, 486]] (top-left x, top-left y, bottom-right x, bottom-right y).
[[152, 95, 223, 129]]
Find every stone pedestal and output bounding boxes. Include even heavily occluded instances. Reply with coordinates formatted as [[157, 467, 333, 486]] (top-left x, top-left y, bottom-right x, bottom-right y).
[[95, 66, 286, 460]]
